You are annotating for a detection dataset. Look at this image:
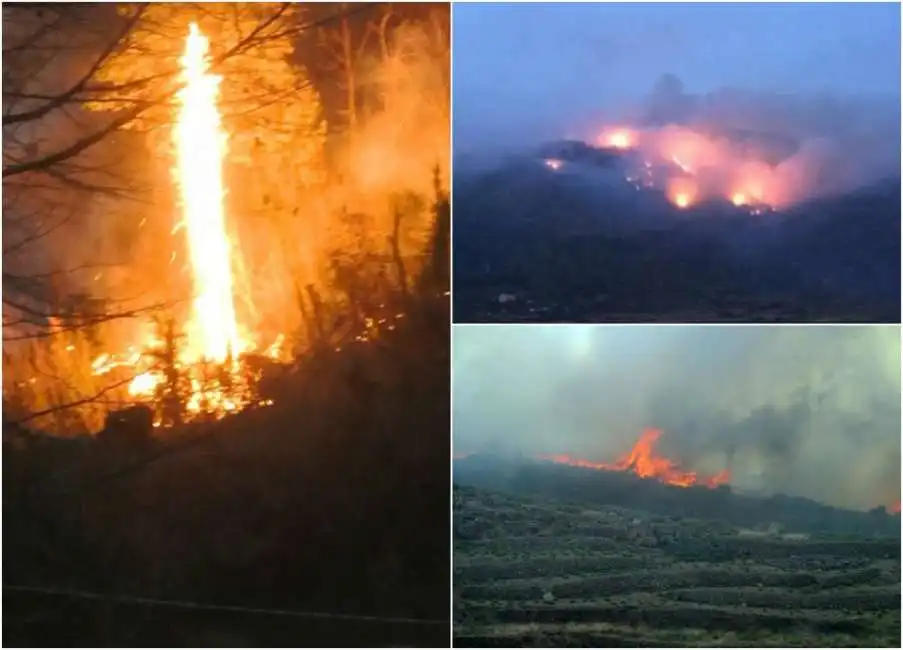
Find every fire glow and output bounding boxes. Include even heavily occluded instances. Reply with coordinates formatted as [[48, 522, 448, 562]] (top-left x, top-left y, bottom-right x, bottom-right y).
[[599, 127, 636, 150], [666, 177, 698, 209], [175, 23, 244, 365], [538, 428, 731, 489], [592, 123, 788, 211], [92, 23, 277, 421]]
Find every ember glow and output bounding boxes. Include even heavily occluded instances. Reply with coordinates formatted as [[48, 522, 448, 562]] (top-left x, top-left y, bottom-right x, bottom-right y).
[[544, 158, 563, 170], [538, 428, 731, 489]]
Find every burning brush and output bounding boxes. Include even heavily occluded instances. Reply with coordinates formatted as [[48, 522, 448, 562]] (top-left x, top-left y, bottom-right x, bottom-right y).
[[539, 428, 731, 489]]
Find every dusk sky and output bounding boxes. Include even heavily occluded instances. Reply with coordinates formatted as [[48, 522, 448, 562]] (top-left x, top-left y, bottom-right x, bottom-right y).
[[453, 2, 902, 149]]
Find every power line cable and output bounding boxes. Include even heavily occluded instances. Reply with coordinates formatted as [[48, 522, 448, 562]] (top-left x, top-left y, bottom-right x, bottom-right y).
[[4, 583, 449, 627]]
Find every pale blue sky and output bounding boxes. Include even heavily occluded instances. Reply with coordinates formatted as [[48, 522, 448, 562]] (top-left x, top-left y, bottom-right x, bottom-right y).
[[453, 2, 902, 147]]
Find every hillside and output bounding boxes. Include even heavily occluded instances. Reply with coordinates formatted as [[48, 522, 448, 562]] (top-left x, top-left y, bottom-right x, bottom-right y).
[[452, 150, 901, 323], [453, 483, 901, 648]]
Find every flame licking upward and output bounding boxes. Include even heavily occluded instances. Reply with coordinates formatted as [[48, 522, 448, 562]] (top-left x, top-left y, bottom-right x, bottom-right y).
[[175, 23, 244, 364], [89, 24, 288, 422], [539, 428, 731, 489]]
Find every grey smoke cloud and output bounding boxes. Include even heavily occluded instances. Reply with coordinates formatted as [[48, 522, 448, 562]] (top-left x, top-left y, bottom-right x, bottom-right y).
[[453, 326, 901, 511]]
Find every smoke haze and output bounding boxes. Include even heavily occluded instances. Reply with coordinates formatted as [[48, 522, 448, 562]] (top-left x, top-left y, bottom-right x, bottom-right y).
[[453, 326, 901, 512], [453, 2, 901, 205]]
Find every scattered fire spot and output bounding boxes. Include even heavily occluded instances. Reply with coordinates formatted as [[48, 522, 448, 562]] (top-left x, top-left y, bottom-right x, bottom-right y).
[[544, 158, 563, 170], [667, 177, 698, 209]]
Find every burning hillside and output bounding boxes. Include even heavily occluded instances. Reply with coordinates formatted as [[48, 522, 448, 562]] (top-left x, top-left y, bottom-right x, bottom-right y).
[[538, 428, 731, 489], [544, 125, 781, 213]]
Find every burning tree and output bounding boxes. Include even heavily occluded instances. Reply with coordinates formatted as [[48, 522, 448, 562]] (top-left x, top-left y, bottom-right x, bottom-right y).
[[3, 3, 450, 434]]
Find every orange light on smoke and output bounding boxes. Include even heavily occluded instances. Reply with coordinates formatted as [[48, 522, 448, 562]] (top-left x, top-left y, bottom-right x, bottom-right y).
[[667, 177, 697, 209], [671, 155, 693, 175]]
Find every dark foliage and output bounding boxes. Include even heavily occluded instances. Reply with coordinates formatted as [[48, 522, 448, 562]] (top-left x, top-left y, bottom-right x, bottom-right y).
[[454, 455, 901, 539], [452, 155, 900, 323], [4, 285, 450, 647]]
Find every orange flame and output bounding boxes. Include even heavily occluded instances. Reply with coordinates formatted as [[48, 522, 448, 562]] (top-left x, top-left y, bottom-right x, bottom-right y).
[[175, 23, 246, 364], [90, 24, 284, 422], [539, 428, 731, 489]]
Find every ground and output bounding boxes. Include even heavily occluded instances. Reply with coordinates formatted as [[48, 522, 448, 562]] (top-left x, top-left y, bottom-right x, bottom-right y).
[[3, 298, 450, 647], [453, 485, 901, 648]]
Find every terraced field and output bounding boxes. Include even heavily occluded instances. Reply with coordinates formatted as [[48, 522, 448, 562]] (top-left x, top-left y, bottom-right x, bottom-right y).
[[453, 486, 901, 647]]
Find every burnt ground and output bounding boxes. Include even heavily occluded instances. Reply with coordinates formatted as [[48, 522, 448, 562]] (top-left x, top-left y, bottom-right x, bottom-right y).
[[453, 484, 901, 648]]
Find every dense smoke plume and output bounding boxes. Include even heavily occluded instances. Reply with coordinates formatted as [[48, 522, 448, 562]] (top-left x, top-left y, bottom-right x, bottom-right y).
[[590, 75, 901, 207], [457, 75, 900, 210], [452, 326, 901, 511]]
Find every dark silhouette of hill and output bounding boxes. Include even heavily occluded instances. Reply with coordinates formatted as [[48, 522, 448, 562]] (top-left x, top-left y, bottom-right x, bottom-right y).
[[452, 151, 900, 323], [454, 455, 901, 539], [3, 294, 451, 647], [765, 178, 902, 302]]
